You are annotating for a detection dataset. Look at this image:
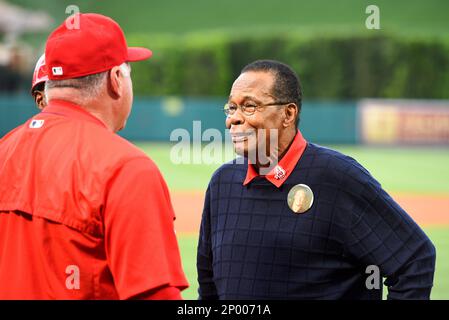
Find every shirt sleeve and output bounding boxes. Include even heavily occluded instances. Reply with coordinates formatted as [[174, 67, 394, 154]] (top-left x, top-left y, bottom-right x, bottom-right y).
[[342, 166, 436, 300], [103, 157, 189, 300], [129, 285, 182, 300], [197, 184, 218, 300]]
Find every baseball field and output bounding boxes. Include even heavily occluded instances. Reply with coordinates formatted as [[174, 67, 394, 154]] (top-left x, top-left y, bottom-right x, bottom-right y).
[[135, 142, 449, 300]]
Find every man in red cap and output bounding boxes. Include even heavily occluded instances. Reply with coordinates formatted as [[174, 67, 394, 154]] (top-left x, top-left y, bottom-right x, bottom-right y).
[[0, 13, 188, 299], [31, 53, 48, 110]]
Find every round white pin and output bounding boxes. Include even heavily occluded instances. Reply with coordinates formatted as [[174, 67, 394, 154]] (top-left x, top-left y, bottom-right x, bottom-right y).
[[287, 184, 314, 214]]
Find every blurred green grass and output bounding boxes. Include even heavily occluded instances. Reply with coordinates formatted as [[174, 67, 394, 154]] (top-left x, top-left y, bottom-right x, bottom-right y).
[[10, 0, 449, 41], [136, 142, 449, 194], [179, 227, 449, 300]]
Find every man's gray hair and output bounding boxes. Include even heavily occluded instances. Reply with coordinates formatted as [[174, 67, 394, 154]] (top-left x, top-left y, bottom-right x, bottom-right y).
[[45, 71, 108, 104]]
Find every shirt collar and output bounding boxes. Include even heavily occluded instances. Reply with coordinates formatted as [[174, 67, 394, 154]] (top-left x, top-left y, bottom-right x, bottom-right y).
[[243, 130, 307, 188], [41, 99, 108, 129]]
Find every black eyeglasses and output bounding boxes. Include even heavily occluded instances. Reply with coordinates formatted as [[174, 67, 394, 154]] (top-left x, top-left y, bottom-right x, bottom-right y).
[[223, 101, 290, 116]]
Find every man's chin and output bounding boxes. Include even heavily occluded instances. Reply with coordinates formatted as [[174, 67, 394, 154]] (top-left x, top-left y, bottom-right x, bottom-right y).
[[233, 145, 276, 170], [233, 146, 247, 157], [234, 146, 260, 164], [116, 120, 127, 132]]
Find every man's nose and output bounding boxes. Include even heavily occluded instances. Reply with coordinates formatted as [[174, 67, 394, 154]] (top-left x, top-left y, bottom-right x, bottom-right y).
[[225, 110, 245, 129]]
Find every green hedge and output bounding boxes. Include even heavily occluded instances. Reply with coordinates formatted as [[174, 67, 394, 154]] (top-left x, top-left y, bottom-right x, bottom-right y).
[[127, 32, 449, 99]]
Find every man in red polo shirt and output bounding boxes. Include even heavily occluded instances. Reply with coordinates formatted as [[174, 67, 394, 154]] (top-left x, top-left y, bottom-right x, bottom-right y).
[[0, 13, 188, 299]]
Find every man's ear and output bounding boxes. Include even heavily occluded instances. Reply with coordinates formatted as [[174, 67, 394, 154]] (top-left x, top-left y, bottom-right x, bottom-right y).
[[109, 65, 123, 98], [34, 92, 46, 110], [283, 103, 298, 128]]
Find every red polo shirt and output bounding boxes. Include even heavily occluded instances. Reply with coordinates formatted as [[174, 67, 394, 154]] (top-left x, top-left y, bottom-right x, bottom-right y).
[[243, 130, 307, 187], [0, 100, 188, 299]]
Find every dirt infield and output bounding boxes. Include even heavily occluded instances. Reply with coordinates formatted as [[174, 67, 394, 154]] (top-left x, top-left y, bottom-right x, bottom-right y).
[[172, 191, 449, 233]]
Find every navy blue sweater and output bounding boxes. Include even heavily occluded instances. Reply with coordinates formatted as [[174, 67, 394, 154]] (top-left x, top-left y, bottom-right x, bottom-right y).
[[197, 143, 436, 300]]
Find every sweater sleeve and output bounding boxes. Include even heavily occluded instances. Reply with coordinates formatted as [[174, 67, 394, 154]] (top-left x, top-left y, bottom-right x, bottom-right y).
[[342, 164, 436, 300], [197, 184, 218, 300]]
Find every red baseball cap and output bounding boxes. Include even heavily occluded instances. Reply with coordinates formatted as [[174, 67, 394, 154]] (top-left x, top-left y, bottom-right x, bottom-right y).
[[45, 13, 152, 80], [31, 53, 48, 93]]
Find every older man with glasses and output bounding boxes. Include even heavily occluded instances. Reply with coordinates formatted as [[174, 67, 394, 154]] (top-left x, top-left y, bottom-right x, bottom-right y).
[[197, 59, 436, 300]]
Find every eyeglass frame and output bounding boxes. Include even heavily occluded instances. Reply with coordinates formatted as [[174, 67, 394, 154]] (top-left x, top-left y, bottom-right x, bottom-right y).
[[223, 100, 292, 116]]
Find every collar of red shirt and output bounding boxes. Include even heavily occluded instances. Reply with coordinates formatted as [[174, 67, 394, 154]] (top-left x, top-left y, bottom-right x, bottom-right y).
[[41, 99, 108, 129], [243, 130, 307, 188]]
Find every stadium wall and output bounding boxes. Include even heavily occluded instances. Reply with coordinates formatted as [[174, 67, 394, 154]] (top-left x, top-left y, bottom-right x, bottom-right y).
[[2, 96, 448, 145], [0, 96, 357, 144]]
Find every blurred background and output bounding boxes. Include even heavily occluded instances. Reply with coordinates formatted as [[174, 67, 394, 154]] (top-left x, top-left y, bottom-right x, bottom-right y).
[[0, 0, 448, 299]]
